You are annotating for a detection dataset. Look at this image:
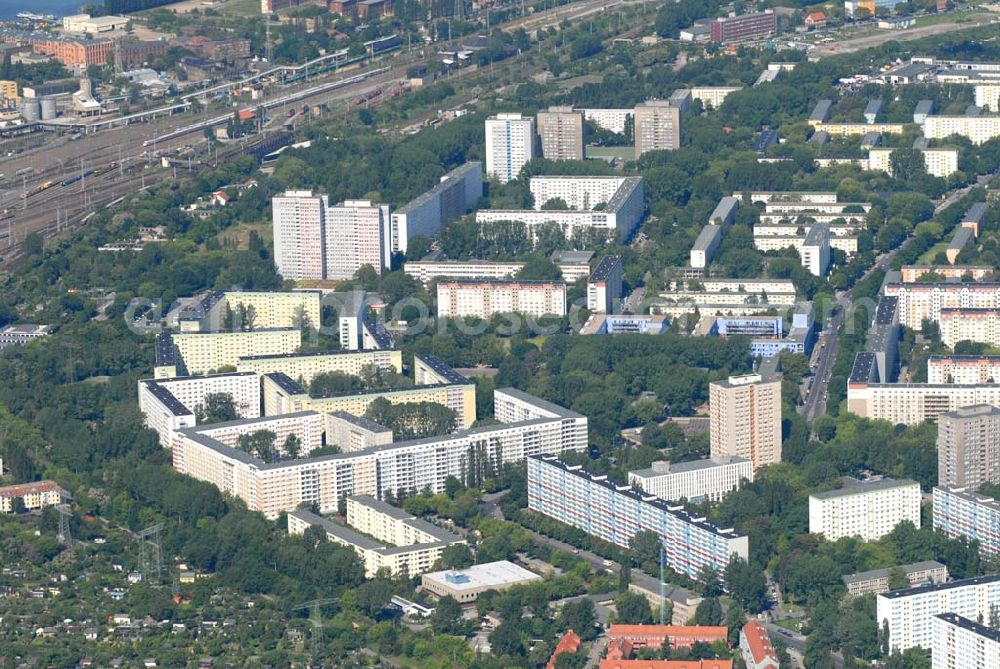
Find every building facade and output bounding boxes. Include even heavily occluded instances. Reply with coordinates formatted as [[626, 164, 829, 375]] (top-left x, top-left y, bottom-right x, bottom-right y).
[[436, 280, 567, 319], [709, 374, 782, 471], [272, 190, 328, 281], [932, 613, 1000, 669], [537, 106, 584, 161], [634, 101, 681, 156], [876, 575, 1000, 652], [937, 405, 1000, 489], [740, 620, 779, 669], [0, 481, 65, 513], [587, 255, 623, 314], [933, 486, 1000, 558], [841, 561, 948, 597], [527, 455, 749, 581], [709, 11, 776, 43], [628, 457, 753, 503], [485, 113, 536, 183], [403, 260, 524, 285], [808, 477, 921, 542], [326, 200, 390, 280], [389, 162, 482, 255]]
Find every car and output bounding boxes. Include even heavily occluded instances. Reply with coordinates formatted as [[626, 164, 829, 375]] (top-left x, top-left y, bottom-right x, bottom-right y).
[[602, 559, 613, 567]]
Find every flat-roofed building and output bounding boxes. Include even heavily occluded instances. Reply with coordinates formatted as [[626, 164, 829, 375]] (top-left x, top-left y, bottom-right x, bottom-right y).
[[937, 404, 1000, 488], [552, 250, 594, 283], [809, 477, 921, 541], [437, 280, 566, 319], [962, 202, 988, 237], [485, 113, 536, 183], [877, 575, 1000, 652], [389, 162, 482, 255], [272, 190, 328, 281], [403, 260, 524, 286], [709, 196, 740, 226], [237, 349, 403, 386], [691, 224, 721, 269], [0, 324, 50, 349], [933, 486, 1000, 557], [932, 613, 1000, 669], [580, 108, 633, 135], [800, 223, 831, 277], [587, 255, 622, 313], [421, 560, 541, 602], [325, 411, 393, 452], [709, 374, 782, 471], [628, 457, 753, 503], [138, 372, 261, 446], [924, 115, 1000, 144], [607, 624, 728, 650], [579, 314, 669, 335], [528, 455, 749, 580], [690, 86, 742, 109], [928, 355, 1000, 385], [900, 265, 992, 282], [842, 561, 948, 597], [939, 307, 1000, 348], [0, 481, 66, 513], [634, 101, 681, 155], [536, 106, 584, 161], [326, 199, 391, 280], [885, 281, 1000, 330], [709, 10, 776, 43], [168, 329, 301, 376], [809, 99, 833, 125]]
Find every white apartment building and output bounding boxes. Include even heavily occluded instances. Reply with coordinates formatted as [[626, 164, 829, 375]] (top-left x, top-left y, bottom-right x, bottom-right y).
[[288, 503, 466, 578], [634, 101, 681, 155], [939, 308, 1000, 349], [172, 388, 587, 518], [580, 108, 632, 135], [326, 200, 390, 280], [436, 280, 566, 319], [975, 83, 1000, 112], [403, 260, 524, 285], [236, 349, 403, 386], [924, 115, 1000, 144], [138, 372, 261, 446], [223, 291, 322, 331], [877, 575, 1000, 652], [709, 374, 782, 471], [928, 355, 1000, 385], [809, 477, 920, 541], [901, 266, 993, 283], [933, 486, 1000, 558], [485, 113, 536, 183], [168, 328, 302, 375], [748, 191, 838, 204], [691, 224, 721, 269], [800, 223, 831, 277], [847, 381, 1000, 425], [478, 176, 645, 240], [272, 190, 328, 281], [884, 282, 1000, 331], [536, 106, 584, 161], [173, 411, 325, 456], [868, 147, 959, 178], [690, 86, 743, 109], [325, 411, 394, 452], [628, 457, 753, 503], [587, 255, 622, 314], [389, 162, 482, 255], [932, 612, 1000, 669]]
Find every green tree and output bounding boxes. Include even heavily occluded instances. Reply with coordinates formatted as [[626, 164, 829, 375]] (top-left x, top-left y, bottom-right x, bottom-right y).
[[489, 621, 524, 656], [560, 598, 598, 640], [431, 595, 466, 635], [615, 591, 653, 624], [725, 557, 769, 613], [694, 597, 723, 626], [355, 579, 393, 619], [195, 392, 237, 423], [282, 433, 302, 459], [440, 543, 474, 569]]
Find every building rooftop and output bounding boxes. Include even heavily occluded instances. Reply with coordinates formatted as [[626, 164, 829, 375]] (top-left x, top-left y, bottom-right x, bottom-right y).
[[874, 295, 898, 326], [154, 332, 176, 367], [327, 410, 392, 434], [864, 98, 883, 117], [914, 99, 934, 115], [498, 387, 585, 419], [630, 456, 751, 479], [802, 222, 829, 246], [262, 372, 307, 396], [809, 130, 830, 144], [423, 560, 541, 590], [741, 620, 777, 665], [842, 560, 946, 586], [177, 411, 318, 435], [0, 324, 50, 335], [693, 224, 721, 253], [964, 202, 988, 224], [879, 573, 1000, 600], [551, 250, 595, 265], [415, 353, 473, 385], [0, 480, 64, 498], [811, 476, 918, 500], [534, 455, 744, 540], [935, 612, 1000, 643], [810, 99, 833, 123], [142, 382, 194, 417], [708, 197, 739, 224], [948, 226, 974, 251], [395, 161, 481, 215], [590, 255, 622, 283]]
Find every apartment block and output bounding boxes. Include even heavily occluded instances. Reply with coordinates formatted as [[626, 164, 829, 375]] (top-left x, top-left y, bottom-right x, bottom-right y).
[[389, 162, 482, 255], [690, 87, 743, 109], [800, 223, 831, 277], [634, 101, 681, 156], [138, 372, 261, 446], [579, 314, 670, 335], [288, 500, 466, 578], [537, 106, 584, 161], [403, 260, 524, 285], [479, 175, 646, 240], [937, 405, 1000, 488], [868, 147, 959, 178], [975, 83, 1000, 112], [691, 225, 721, 269], [847, 380, 1000, 425], [172, 411, 324, 456], [808, 477, 921, 542], [272, 190, 328, 281], [607, 624, 728, 650], [884, 282, 1000, 331], [709, 374, 782, 471], [580, 108, 633, 135], [924, 115, 1000, 144], [236, 349, 403, 386], [0, 481, 66, 513], [933, 486, 1000, 557], [485, 113, 536, 183], [876, 575, 1000, 652], [180, 290, 323, 333], [326, 199, 391, 280], [628, 457, 753, 503], [325, 411, 393, 452], [709, 10, 776, 43], [841, 561, 948, 597], [0, 324, 51, 349], [900, 266, 993, 283], [436, 280, 566, 319], [173, 388, 586, 518], [527, 455, 749, 581], [939, 308, 1000, 349], [740, 620, 779, 669], [587, 255, 623, 314], [164, 329, 301, 376], [932, 613, 1000, 669]]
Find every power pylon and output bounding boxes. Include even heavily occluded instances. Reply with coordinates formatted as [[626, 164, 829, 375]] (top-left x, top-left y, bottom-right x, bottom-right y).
[[137, 523, 164, 584], [291, 599, 339, 658], [56, 504, 73, 546]]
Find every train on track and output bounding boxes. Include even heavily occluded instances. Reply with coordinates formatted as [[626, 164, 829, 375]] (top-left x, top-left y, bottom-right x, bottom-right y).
[[19, 161, 117, 200]]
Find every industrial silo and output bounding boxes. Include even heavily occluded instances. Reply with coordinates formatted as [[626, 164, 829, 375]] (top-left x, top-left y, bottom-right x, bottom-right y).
[[21, 99, 40, 122], [39, 96, 57, 120]]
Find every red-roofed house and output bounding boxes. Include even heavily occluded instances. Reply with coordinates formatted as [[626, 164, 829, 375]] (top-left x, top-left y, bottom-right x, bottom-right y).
[[608, 625, 729, 650], [600, 660, 734, 669], [0, 480, 66, 513], [740, 620, 779, 669], [804, 11, 826, 27], [606, 636, 634, 660], [211, 190, 231, 207], [548, 630, 582, 669]]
